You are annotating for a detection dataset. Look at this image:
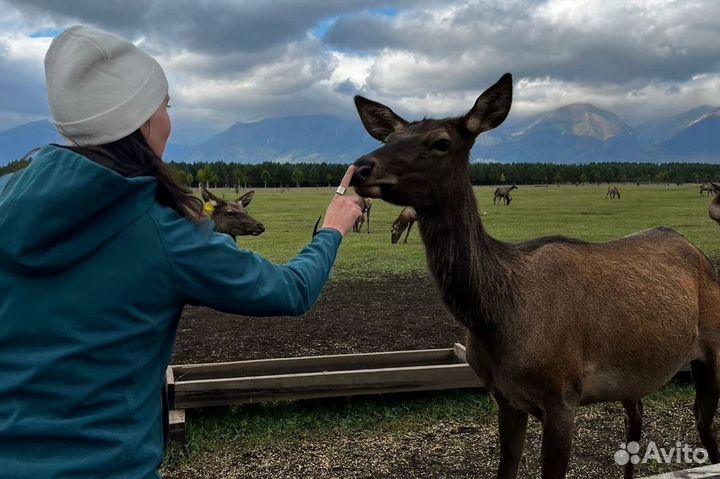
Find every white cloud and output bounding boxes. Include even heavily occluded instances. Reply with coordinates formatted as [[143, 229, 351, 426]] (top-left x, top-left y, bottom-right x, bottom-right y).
[[328, 52, 374, 90], [0, 31, 50, 62]]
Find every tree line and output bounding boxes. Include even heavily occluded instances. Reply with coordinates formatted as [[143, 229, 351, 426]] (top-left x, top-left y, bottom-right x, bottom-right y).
[[136, 161, 720, 188], [4, 158, 720, 187]]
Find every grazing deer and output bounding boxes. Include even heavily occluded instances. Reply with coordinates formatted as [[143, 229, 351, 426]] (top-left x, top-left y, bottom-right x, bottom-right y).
[[493, 185, 517, 205], [200, 185, 265, 239], [350, 73, 720, 479], [391, 206, 417, 244], [353, 197, 373, 233], [708, 184, 720, 226], [700, 183, 719, 196], [606, 185, 621, 199]]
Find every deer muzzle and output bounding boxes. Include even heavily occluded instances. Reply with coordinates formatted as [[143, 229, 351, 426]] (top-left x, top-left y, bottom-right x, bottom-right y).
[[351, 155, 397, 198], [351, 156, 376, 187]]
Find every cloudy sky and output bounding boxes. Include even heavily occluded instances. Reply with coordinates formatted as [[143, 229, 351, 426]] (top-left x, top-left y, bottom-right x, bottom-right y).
[[0, 0, 719, 144]]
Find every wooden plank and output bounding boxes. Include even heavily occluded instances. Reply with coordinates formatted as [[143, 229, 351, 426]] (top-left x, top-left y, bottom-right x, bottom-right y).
[[638, 463, 720, 478], [165, 366, 175, 410], [168, 409, 186, 444], [173, 348, 456, 381], [453, 343, 468, 363], [174, 363, 484, 409]]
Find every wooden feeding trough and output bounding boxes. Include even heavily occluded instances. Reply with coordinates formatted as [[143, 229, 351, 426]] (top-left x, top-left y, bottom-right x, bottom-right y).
[[165, 343, 483, 441], [167, 343, 482, 410], [164, 345, 695, 444]]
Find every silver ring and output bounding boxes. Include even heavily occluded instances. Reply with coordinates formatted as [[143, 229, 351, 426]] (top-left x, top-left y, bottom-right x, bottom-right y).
[[336, 186, 346, 196]]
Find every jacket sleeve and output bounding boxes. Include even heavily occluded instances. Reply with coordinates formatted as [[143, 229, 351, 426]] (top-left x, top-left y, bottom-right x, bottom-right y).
[[149, 205, 342, 316]]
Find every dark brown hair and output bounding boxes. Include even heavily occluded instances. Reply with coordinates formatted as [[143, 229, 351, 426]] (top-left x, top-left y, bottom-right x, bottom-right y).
[[66, 130, 203, 219]]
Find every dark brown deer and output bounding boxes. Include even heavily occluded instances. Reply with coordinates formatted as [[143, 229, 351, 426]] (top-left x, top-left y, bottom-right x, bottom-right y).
[[353, 197, 372, 233], [350, 73, 720, 479], [391, 206, 417, 244], [606, 185, 621, 199], [200, 185, 265, 239], [493, 185, 516, 205], [700, 183, 719, 196], [708, 184, 720, 225]]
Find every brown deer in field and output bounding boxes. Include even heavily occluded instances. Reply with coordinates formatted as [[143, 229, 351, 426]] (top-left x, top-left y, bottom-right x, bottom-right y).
[[606, 185, 621, 199], [493, 185, 516, 205], [200, 185, 265, 239], [353, 197, 372, 233], [700, 183, 719, 196], [350, 73, 720, 479], [708, 184, 720, 225], [391, 206, 417, 244]]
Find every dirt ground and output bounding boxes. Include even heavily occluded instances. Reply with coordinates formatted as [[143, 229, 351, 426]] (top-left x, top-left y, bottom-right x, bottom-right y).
[[173, 275, 465, 364], [164, 398, 703, 479], [168, 274, 707, 479]]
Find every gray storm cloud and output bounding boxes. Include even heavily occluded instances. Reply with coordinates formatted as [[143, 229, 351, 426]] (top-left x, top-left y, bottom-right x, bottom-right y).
[[0, 0, 718, 139]]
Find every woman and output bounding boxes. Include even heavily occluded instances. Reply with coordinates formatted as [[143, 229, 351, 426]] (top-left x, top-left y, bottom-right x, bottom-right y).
[[0, 25, 362, 478]]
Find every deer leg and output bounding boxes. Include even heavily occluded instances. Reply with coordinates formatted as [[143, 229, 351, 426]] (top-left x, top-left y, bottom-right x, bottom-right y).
[[622, 399, 643, 479], [691, 359, 720, 463], [540, 405, 575, 479], [404, 221, 413, 244], [494, 392, 529, 479], [366, 208, 371, 234]]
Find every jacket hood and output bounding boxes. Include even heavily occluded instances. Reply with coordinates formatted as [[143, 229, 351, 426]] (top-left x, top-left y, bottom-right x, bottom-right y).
[[0, 145, 157, 274]]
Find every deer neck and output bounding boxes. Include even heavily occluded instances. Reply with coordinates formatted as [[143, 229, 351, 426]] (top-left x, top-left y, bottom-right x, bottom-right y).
[[417, 174, 518, 333]]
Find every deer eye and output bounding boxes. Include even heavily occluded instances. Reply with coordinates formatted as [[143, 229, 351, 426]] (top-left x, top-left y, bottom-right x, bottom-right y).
[[430, 139, 451, 152], [225, 210, 237, 217]]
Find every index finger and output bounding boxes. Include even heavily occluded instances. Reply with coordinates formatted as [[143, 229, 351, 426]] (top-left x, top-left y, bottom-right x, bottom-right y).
[[338, 165, 356, 189]]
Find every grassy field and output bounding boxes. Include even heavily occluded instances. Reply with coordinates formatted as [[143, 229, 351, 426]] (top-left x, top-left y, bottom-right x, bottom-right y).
[[164, 183, 719, 477], [225, 183, 720, 278]]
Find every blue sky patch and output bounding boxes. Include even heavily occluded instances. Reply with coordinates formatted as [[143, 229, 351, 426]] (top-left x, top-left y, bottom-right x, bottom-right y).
[[29, 28, 63, 38], [367, 7, 400, 17], [311, 17, 339, 39]]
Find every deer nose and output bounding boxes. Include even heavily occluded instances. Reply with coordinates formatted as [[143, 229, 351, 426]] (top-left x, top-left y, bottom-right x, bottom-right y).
[[257, 223, 265, 232], [351, 157, 376, 186]]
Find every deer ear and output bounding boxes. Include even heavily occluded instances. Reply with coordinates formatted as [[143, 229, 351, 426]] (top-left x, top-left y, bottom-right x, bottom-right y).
[[354, 96, 408, 142], [201, 185, 223, 205], [200, 185, 211, 202], [464, 73, 513, 136], [238, 190, 255, 207]]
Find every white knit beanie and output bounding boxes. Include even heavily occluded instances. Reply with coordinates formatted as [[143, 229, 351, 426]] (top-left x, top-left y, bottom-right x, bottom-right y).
[[44, 25, 168, 146]]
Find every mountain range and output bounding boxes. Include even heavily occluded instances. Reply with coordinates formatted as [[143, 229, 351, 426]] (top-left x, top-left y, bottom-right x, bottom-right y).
[[1, 103, 719, 166]]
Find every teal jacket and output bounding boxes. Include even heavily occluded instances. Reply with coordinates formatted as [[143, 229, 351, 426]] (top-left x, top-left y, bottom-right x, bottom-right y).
[[0, 145, 342, 478]]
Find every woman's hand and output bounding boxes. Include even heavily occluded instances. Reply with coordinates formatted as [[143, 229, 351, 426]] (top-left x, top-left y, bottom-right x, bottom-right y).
[[321, 166, 364, 236]]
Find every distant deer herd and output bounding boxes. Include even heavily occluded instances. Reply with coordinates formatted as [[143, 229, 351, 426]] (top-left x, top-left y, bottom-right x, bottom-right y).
[[197, 74, 720, 479]]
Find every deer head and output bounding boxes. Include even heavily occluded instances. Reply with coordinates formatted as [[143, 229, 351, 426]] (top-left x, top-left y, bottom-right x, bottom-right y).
[[390, 222, 405, 244], [391, 206, 416, 244], [350, 73, 512, 209], [200, 185, 265, 238]]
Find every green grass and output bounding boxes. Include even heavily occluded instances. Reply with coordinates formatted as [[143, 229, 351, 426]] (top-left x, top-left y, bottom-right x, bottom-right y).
[[163, 390, 497, 467], [186, 390, 495, 446], [218, 184, 720, 279]]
